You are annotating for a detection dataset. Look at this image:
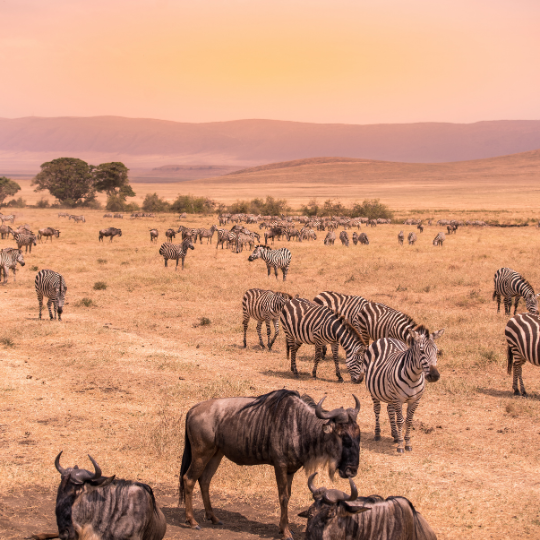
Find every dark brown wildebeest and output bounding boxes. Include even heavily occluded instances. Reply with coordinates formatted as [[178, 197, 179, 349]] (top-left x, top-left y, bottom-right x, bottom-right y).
[[179, 390, 361, 540], [31, 452, 166, 540], [324, 231, 336, 245], [38, 227, 60, 243], [165, 228, 176, 241], [99, 227, 122, 242], [299, 473, 436, 540], [150, 228, 159, 243]]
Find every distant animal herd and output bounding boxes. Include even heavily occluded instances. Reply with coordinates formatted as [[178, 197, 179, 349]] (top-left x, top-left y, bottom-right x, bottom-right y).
[[2, 209, 538, 540]]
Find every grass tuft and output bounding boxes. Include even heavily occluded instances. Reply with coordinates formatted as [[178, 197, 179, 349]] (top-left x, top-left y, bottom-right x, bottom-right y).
[[97, 259, 107, 265], [30, 266, 39, 271], [78, 298, 94, 307], [94, 281, 107, 290], [0, 337, 14, 347]]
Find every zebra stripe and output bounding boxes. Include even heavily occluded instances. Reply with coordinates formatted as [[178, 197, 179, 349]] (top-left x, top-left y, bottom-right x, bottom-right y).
[[9, 227, 37, 253], [432, 232, 445, 246], [313, 291, 369, 335], [365, 329, 444, 453], [158, 237, 195, 270], [408, 232, 417, 245], [35, 269, 67, 321], [0, 248, 25, 283], [493, 267, 538, 316], [280, 298, 365, 383], [398, 231, 404, 246], [242, 289, 293, 349], [339, 231, 349, 246], [248, 245, 292, 281], [505, 301, 540, 396]]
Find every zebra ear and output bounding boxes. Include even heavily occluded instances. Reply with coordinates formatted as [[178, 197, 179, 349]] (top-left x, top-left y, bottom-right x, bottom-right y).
[[408, 328, 419, 341], [430, 329, 445, 341]]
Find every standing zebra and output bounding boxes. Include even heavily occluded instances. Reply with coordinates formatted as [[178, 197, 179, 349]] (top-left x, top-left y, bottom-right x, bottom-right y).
[[9, 227, 37, 253], [397, 231, 404, 246], [432, 232, 445, 246], [198, 225, 217, 244], [365, 329, 444, 453], [35, 269, 67, 321], [493, 267, 538, 316], [352, 232, 358, 245], [408, 232, 417, 245], [248, 245, 292, 282], [505, 298, 540, 396], [242, 289, 293, 349], [280, 298, 365, 382], [159, 237, 195, 270], [0, 248, 25, 283], [339, 231, 349, 247]]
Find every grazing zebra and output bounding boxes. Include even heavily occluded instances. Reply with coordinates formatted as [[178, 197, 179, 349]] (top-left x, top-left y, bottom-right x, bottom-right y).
[[58, 212, 70, 218], [0, 248, 25, 284], [280, 298, 365, 382], [35, 269, 67, 321], [417, 223, 424, 233], [113, 213, 123, 219], [159, 237, 195, 270], [70, 215, 86, 223], [368, 219, 377, 227], [324, 231, 336, 245], [165, 228, 176, 242], [505, 299, 540, 396], [493, 267, 538, 315], [99, 227, 122, 242], [352, 232, 358, 245], [365, 329, 444, 453], [150, 228, 159, 243], [9, 227, 36, 253], [103, 213, 113, 218], [300, 228, 317, 241], [248, 245, 292, 281], [242, 289, 293, 349], [339, 231, 349, 247], [198, 225, 217, 244], [313, 291, 368, 325], [432, 232, 445, 246], [0, 214, 15, 223], [408, 232, 417, 245], [38, 227, 60, 242], [358, 232, 369, 245], [398, 231, 404, 246]]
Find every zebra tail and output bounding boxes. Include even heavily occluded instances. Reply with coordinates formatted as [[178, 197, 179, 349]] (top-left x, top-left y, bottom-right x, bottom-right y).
[[506, 345, 514, 375]]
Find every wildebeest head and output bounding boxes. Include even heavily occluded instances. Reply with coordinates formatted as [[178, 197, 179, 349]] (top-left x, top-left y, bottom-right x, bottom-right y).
[[408, 329, 444, 383], [316, 396, 360, 479], [55, 451, 114, 488]]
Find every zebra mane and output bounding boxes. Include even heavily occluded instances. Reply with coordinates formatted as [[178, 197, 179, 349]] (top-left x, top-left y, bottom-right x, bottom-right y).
[[333, 312, 364, 339], [519, 276, 535, 296], [254, 244, 270, 250], [375, 302, 430, 336]]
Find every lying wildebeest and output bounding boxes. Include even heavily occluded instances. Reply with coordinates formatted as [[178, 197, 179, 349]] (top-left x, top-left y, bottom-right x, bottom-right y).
[[299, 473, 437, 540], [179, 390, 361, 540], [31, 452, 166, 540], [99, 227, 122, 242]]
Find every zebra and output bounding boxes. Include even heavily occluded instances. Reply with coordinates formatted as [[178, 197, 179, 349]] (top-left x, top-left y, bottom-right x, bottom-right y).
[[352, 232, 358, 245], [368, 219, 377, 227], [300, 228, 317, 241], [0, 224, 10, 239], [38, 227, 60, 242], [339, 231, 349, 247], [99, 227, 122, 242], [35, 269, 67, 321], [165, 228, 176, 242], [358, 232, 369, 245], [280, 298, 365, 383], [149, 229, 159, 243], [398, 231, 404, 246], [0, 214, 15, 223], [198, 225, 217, 244], [113, 213, 123, 219], [9, 227, 36, 253], [242, 289, 293, 349], [323, 231, 336, 245], [365, 329, 444, 453], [103, 213, 113, 218], [408, 232, 417, 245], [70, 215, 86, 223], [159, 237, 195, 270], [432, 232, 445, 246], [505, 298, 540, 396], [493, 267, 538, 316], [58, 212, 70, 218], [248, 245, 292, 281], [215, 228, 229, 249], [0, 248, 25, 284], [313, 291, 369, 327]]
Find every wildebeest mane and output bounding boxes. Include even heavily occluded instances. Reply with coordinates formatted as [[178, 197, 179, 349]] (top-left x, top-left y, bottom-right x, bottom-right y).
[[240, 389, 305, 413]]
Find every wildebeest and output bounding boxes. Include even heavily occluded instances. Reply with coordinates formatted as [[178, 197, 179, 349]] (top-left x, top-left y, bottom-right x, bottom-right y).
[[33, 452, 166, 540], [150, 228, 159, 243], [299, 473, 437, 540], [179, 390, 361, 540], [38, 227, 60, 242], [324, 231, 336, 245], [408, 232, 417, 245], [398, 231, 404, 246], [99, 227, 122, 242], [358, 232, 369, 245], [165, 228, 176, 241], [339, 231, 350, 247], [352, 232, 359, 245]]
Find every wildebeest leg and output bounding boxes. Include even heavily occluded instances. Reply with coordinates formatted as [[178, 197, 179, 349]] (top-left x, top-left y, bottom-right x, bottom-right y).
[[242, 315, 249, 348], [256, 321, 265, 348], [268, 318, 279, 350], [199, 450, 225, 525], [513, 361, 527, 396], [514, 296, 520, 315], [404, 400, 420, 451], [331, 342, 343, 382], [373, 399, 382, 441], [47, 298, 54, 320], [394, 402, 406, 453], [504, 296, 512, 316], [289, 341, 301, 378], [387, 403, 399, 442], [274, 464, 294, 540]]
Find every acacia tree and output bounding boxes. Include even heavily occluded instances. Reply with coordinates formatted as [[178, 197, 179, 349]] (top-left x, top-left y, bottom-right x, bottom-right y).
[[32, 158, 96, 206], [94, 162, 136, 211], [0, 176, 21, 207]]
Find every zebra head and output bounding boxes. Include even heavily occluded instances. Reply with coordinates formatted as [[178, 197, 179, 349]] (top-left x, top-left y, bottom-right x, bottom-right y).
[[16, 250, 25, 266], [248, 245, 267, 261], [408, 329, 445, 382], [348, 345, 366, 384], [526, 294, 539, 315]]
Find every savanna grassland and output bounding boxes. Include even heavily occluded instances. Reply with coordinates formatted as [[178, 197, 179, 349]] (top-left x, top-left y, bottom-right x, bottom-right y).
[[1, 208, 540, 540]]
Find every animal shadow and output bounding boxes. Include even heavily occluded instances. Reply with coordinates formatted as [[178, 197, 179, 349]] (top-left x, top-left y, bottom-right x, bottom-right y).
[[362, 435, 401, 456], [476, 387, 540, 401]]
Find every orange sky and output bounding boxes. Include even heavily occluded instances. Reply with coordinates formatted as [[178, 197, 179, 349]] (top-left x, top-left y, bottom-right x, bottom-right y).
[[1, 0, 539, 124]]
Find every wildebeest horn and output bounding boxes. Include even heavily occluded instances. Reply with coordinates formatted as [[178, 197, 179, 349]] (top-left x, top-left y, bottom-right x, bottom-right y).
[[87, 455, 102, 479], [308, 473, 319, 494], [55, 451, 66, 475], [347, 478, 358, 501], [350, 395, 360, 419], [316, 397, 346, 421]]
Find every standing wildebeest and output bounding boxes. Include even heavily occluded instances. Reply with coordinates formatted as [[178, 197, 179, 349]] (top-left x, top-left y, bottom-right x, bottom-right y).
[[38, 227, 60, 242], [299, 473, 437, 540], [339, 231, 350, 247], [352, 232, 359, 245], [34, 452, 166, 540], [398, 231, 404, 246], [358, 232, 369, 245], [324, 231, 336, 245], [150, 228, 159, 243], [408, 232, 417, 245], [159, 237, 195, 270], [99, 227, 122, 242], [165, 228, 176, 242], [179, 389, 361, 540]]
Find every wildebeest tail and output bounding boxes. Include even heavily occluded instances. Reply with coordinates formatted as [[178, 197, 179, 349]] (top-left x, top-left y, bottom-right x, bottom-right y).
[[179, 417, 192, 504], [507, 345, 514, 375]]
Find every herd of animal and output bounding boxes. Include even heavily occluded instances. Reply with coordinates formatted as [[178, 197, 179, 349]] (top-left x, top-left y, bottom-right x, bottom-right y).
[[2, 210, 538, 540]]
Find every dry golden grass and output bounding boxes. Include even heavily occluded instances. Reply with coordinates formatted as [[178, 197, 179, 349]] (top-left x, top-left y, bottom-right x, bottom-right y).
[[1, 208, 540, 539]]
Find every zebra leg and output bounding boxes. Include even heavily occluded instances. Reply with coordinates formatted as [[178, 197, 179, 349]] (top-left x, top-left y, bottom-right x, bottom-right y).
[[164, 258, 168, 267], [282, 267, 288, 281], [504, 296, 512, 316], [496, 293, 501, 313], [47, 298, 54, 320], [404, 401, 420, 451], [331, 342, 343, 382], [514, 296, 520, 315], [37, 293, 43, 319], [393, 402, 406, 453], [256, 321, 265, 348], [264, 319, 273, 349], [268, 318, 279, 350], [274, 266, 279, 279], [289, 341, 301, 377], [513, 362, 527, 396], [373, 400, 382, 441], [387, 403, 399, 442], [312, 345, 323, 379], [242, 316, 249, 348]]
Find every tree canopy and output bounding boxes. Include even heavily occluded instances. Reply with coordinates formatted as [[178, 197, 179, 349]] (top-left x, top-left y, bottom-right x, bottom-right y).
[[94, 162, 134, 197], [0, 176, 21, 206]]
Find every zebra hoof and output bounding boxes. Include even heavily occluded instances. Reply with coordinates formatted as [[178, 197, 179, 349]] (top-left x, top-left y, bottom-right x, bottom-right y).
[[336, 378, 344, 383], [405, 446, 412, 452], [393, 438, 400, 443], [513, 389, 521, 396], [374, 435, 381, 441], [293, 373, 300, 379], [522, 391, 528, 397], [397, 448, 404, 454]]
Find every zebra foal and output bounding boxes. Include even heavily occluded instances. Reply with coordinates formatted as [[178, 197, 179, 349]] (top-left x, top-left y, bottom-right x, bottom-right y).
[[242, 289, 293, 349], [493, 267, 538, 316], [365, 329, 444, 453], [248, 245, 292, 281], [35, 269, 67, 321]]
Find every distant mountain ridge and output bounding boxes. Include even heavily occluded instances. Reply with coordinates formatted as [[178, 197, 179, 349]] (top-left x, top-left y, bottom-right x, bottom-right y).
[[1, 117, 540, 173]]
